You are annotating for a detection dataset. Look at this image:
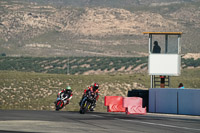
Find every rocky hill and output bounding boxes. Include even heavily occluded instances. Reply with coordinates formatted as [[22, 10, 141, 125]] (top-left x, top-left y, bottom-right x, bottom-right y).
[[0, 0, 200, 57]]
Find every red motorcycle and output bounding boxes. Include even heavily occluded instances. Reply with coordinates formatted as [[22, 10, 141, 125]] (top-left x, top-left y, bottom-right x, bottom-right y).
[[55, 93, 69, 111]]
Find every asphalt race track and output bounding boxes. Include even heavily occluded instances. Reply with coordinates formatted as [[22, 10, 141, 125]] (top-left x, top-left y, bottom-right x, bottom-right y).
[[0, 110, 200, 133]]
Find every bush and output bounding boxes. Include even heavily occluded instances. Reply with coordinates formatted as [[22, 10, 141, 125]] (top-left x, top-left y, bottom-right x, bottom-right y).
[[1, 53, 6, 56]]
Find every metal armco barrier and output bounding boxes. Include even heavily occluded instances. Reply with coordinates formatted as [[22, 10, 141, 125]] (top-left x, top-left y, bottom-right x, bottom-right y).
[[104, 96, 146, 114]]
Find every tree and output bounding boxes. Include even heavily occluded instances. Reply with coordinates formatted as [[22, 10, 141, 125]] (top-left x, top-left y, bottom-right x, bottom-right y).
[[1, 53, 6, 56]]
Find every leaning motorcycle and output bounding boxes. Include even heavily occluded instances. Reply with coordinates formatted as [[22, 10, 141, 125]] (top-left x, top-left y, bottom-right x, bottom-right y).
[[55, 93, 69, 111], [79, 94, 95, 114]]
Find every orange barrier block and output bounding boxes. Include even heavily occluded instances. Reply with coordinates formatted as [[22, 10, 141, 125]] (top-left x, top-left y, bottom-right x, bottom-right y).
[[123, 97, 146, 115], [104, 96, 126, 112]]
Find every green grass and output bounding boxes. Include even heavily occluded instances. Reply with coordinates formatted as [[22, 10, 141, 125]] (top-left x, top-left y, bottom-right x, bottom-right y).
[[0, 69, 199, 111]]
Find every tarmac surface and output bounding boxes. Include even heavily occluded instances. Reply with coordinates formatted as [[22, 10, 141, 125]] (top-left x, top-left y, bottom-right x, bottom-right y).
[[0, 110, 200, 133]]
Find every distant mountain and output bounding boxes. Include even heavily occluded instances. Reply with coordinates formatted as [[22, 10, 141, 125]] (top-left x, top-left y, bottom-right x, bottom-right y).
[[28, 0, 198, 7], [0, 0, 200, 57]]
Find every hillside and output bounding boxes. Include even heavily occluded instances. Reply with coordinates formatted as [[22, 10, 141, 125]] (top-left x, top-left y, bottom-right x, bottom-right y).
[[0, 71, 150, 111], [0, 0, 200, 57], [0, 69, 199, 111], [28, 0, 200, 7]]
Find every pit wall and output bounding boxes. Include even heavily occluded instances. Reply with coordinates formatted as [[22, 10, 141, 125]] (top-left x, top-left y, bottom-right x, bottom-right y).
[[149, 88, 200, 116]]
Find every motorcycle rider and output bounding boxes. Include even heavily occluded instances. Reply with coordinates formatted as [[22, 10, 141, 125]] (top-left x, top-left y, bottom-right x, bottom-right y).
[[80, 83, 99, 111], [57, 86, 73, 105]]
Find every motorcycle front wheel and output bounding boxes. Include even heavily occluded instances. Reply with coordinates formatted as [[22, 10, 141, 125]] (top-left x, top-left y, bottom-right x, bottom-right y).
[[55, 100, 64, 111], [80, 100, 89, 114]]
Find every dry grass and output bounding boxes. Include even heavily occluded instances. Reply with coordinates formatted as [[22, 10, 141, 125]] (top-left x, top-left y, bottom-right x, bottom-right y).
[[1, 68, 200, 112], [0, 71, 150, 111]]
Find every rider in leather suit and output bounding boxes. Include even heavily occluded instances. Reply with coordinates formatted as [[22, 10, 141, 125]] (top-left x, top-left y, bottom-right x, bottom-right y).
[[80, 83, 99, 111], [57, 86, 73, 105]]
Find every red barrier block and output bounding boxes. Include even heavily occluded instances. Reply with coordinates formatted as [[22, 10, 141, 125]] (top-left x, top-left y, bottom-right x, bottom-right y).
[[104, 96, 126, 112], [123, 97, 146, 115]]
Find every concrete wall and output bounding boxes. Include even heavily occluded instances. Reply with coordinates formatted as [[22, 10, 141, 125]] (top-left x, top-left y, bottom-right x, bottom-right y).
[[178, 89, 200, 115], [149, 88, 200, 115]]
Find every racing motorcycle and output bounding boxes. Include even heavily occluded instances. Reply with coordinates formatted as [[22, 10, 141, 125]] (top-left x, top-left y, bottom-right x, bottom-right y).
[[55, 93, 69, 111], [79, 93, 96, 114]]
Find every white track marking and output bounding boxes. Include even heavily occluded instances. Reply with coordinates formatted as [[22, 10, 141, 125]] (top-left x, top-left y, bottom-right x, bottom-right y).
[[117, 119, 200, 131], [91, 114, 105, 118]]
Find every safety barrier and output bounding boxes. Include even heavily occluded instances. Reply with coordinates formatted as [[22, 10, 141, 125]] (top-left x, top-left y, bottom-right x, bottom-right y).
[[123, 97, 146, 115], [128, 90, 149, 111], [149, 88, 200, 115], [104, 96, 125, 112], [104, 96, 146, 115]]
